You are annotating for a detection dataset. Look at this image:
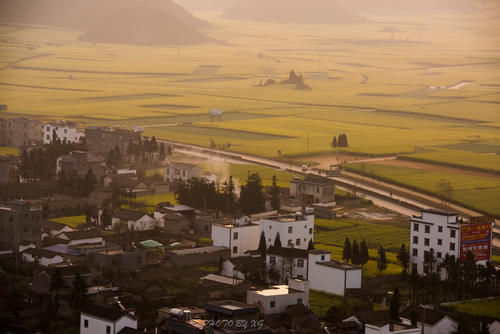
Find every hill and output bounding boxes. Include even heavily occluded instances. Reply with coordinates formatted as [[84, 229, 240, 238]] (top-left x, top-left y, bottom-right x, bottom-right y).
[[222, 0, 365, 25], [337, 0, 478, 14], [80, 7, 209, 45], [0, 0, 209, 45]]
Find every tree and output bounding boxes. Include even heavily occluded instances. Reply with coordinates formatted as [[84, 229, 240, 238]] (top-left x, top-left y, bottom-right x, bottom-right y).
[[390, 288, 401, 320], [71, 272, 88, 311], [377, 246, 387, 275], [273, 232, 282, 248], [351, 240, 360, 265], [342, 238, 351, 263], [239, 172, 265, 214], [325, 305, 343, 322], [307, 239, 315, 251], [50, 268, 64, 294], [331, 136, 337, 148], [360, 239, 369, 267], [270, 175, 280, 211], [398, 244, 410, 274], [258, 231, 267, 255], [159, 143, 166, 160]]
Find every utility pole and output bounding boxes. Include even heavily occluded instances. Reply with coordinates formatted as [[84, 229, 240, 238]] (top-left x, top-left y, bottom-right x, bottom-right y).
[[307, 133, 309, 152]]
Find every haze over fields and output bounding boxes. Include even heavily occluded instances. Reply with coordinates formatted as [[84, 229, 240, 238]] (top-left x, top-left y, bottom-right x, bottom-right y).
[[0, 0, 499, 215]]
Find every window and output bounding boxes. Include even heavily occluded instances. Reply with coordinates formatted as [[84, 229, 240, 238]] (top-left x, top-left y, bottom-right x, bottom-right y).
[[438, 226, 443, 233], [288, 226, 293, 234], [437, 239, 442, 246], [413, 223, 419, 232], [270, 256, 276, 264], [270, 301, 276, 308], [46, 135, 50, 140], [233, 246, 238, 254], [309, 228, 313, 235], [64, 129, 67, 134], [450, 230, 456, 238], [297, 259, 304, 268], [288, 240, 293, 247], [424, 238, 430, 246], [297, 298, 303, 305], [296, 238, 301, 246], [424, 250, 429, 258], [450, 243, 455, 251], [412, 263, 417, 273], [321, 255, 325, 261], [316, 186, 320, 193], [425, 225, 430, 234], [437, 252, 442, 258], [106, 325, 111, 334], [233, 231, 238, 240], [46, 126, 50, 131], [84, 319, 88, 328], [413, 236, 418, 244], [412, 249, 418, 256]]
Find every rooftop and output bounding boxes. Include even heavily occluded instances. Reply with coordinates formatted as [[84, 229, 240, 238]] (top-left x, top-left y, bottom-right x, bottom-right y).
[[42, 220, 71, 231], [421, 208, 458, 216], [113, 209, 148, 221], [260, 212, 312, 223], [401, 306, 451, 326], [201, 274, 243, 286], [203, 300, 259, 316], [81, 304, 132, 322], [267, 246, 308, 259], [57, 229, 102, 240], [43, 244, 82, 256], [249, 284, 304, 297], [169, 246, 228, 256], [22, 248, 61, 259], [316, 260, 361, 271]]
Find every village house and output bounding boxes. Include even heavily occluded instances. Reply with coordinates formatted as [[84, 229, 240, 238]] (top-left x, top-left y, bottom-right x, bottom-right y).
[[0, 200, 43, 250], [0, 116, 42, 147], [266, 246, 309, 283], [220, 255, 264, 281], [41, 220, 74, 239], [400, 306, 458, 334], [43, 120, 84, 144], [153, 211, 190, 235], [246, 279, 309, 316], [87, 249, 146, 273], [259, 209, 315, 250], [156, 203, 196, 223], [85, 125, 142, 155], [111, 209, 159, 231], [33, 264, 98, 294], [104, 173, 152, 197], [199, 274, 248, 300], [163, 161, 201, 182], [307, 250, 362, 296], [289, 176, 336, 204], [56, 229, 105, 250], [211, 216, 260, 257], [21, 248, 64, 267], [18, 240, 36, 253], [80, 304, 138, 334], [57, 151, 107, 180], [166, 246, 230, 266]]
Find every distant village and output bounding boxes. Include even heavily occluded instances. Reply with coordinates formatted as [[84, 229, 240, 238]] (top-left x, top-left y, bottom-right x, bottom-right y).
[[0, 116, 498, 334]]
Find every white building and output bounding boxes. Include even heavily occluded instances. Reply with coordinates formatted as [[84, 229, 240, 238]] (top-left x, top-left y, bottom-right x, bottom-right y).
[[80, 305, 137, 334], [400, 307, 457, 334], [259, 210, 314, 250], [211, 217, 260, 257], [307, 250, 362, 296], [44, 121, 84, 144], [22, 248, 64, 267], [266, 247, 309, 283], [164, 161, 201, 182], [57, 230, 104, 247], [41, 220, 74, 239], [365, 322, 420, 334], [112, 210, 160, 231], [409, 209, 493, 279], [246, 279, 309, 315]]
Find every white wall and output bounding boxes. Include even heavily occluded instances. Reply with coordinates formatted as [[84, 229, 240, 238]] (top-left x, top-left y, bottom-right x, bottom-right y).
[[365, 324, 420, 334], [212, 224, 259, 257], [128, 215, 157, 231], [67, 237, 104, 247], [80, 314, 137, 334], [221, 260, 246, 280], [346, 268, 362, 289], [246, 280, 309, 315], [308, 262, 346, 296], [39, 255, 64, 267], [19, 243, 35, 253], [260, 213, 314, 249], [44, 123, 84, 144], [266, 254, 308, 283]]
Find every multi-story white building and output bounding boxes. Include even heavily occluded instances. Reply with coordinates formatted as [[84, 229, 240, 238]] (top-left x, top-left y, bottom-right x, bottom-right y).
[[246, 279, 309, 315], [44, 121, 84, 144], [259, 210, 314, 250], [409, 209, 493, 279], [211, 217, 260, 257], [266, 247, 309, 283]]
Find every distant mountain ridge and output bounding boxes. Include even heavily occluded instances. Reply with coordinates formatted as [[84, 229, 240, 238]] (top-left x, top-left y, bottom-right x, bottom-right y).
[[0, 0, 210, 45], [222, 0, 365, 25]]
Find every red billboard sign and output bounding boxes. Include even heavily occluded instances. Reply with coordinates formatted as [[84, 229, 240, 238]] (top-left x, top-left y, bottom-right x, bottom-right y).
[[460, 220, 493, 262]]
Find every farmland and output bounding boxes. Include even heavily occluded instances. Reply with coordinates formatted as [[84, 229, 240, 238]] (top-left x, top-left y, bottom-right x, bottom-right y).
[[343, 163, 500, 216], [1, 4, 499, 209]]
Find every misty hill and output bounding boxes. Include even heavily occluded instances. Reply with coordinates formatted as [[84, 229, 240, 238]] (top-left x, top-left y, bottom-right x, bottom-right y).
[[0, 0, 210, 45], [175, 0, 237, 12], [80, 7, 208, 45], [222, 0, 365, 25], [337, 0, 476, 14]]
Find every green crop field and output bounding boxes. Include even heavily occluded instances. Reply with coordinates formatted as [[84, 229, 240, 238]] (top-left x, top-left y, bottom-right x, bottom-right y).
[[401, 149, 500, 173], [444, 298, 500, 319], [314, 218, 407, 278], [50, 215, 87, 228], [1, 7, 499, 160], [343, 163, 500, 216], [0, 146, 19, 156]]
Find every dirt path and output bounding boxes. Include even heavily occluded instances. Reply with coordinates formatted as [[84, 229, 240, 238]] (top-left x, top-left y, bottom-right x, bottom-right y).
[[369, 158, 500, 179]]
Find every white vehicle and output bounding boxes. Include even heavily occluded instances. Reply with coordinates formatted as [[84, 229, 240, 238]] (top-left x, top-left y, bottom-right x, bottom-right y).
[[301, 165, 308, 171]]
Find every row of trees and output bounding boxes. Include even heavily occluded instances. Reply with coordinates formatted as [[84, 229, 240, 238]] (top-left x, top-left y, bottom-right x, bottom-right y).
[[342, 238, 369, 266], [331, 133, 348, 148], [176, 172, 281, 215], [57, 169, 97, 197]]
